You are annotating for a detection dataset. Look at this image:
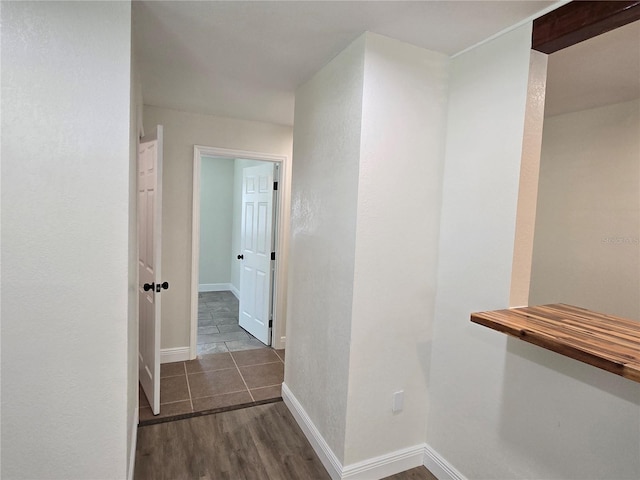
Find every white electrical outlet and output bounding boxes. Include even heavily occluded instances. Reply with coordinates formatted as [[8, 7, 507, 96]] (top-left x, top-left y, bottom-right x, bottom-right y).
[[392, 390, 404, 413]]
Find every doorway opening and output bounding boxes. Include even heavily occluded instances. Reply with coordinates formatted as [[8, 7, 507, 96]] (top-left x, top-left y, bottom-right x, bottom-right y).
[[190, 146, 287, 359]]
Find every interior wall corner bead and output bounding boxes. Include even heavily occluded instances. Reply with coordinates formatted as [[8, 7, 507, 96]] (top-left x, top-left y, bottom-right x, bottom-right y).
[[532, 1, 640, 54]]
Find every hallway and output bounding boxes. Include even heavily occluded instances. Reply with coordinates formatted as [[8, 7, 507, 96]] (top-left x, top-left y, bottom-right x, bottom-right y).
[[135, 402, 437, 480]]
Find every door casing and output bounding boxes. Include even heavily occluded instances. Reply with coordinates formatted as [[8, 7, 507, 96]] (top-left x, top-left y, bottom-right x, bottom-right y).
[[190, 145, 287, 359]]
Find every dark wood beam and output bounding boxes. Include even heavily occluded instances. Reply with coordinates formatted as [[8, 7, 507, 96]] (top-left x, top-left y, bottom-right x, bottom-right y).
[[533, 1, 640, 54]]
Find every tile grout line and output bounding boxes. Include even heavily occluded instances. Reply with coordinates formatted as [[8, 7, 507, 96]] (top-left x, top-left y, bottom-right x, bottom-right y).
[[252, 383, 283, 390], [153, 398, 192, 407], [160, 373, 188, 379], [183, 362, 194, 412], [230, 359, 281, 368], [229, 352, 255, 402], [189, 387, 250, 402], [187, 363, 279, 378]]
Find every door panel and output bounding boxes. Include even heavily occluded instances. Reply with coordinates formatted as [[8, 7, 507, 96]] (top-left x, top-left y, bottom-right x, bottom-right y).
[[257, 203, 269, 253], [238, 163, 275, 345], [138, 125, 163, 415], [244, 203, 255, 252]]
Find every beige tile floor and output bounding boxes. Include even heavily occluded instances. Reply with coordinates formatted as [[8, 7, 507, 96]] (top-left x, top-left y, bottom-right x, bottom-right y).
[[140, 348, 285, 423]]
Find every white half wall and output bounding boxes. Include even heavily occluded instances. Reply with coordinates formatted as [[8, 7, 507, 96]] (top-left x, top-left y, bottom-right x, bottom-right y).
[[143, 106, 292, 350], [344, 33, 449, 466], [428, 24, 640, 479], [530, 99, 640, 321], [1, 2, 131, 478]]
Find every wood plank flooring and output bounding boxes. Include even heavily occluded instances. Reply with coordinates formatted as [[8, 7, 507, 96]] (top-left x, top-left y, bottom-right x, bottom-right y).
[[386, 467, 438, 480], [135, 402, 329, 480], [135, 401, 436, 480]]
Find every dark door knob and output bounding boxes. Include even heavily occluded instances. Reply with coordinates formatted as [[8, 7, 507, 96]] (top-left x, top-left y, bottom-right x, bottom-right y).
[[155, 281, 169, 293], [143, 283, 154, 292], [237, 254, 244, 260]]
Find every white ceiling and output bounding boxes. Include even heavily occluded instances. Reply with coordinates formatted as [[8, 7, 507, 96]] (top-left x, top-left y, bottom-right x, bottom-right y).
[[133, 0, 557, 126], [545, 19, 640, 117]]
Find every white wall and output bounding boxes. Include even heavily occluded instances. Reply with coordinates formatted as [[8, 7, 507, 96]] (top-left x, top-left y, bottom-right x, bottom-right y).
[[286, 35, 366, 463], [509, 50, 547, 308], [287, 32, 450, 471], [199, 156, 234, 287], [1, 2, 131, 478], [142, 106, 292, 349], [343, 33, 449, 465], [428, 24, 640, 479], [230, 158, 266, 292], [530, 99, 640, 321], [128, 33, 143, 480]]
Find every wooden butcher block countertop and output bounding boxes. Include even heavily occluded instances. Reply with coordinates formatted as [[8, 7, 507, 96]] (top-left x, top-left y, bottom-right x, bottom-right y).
[[471, 303, 640, 383]]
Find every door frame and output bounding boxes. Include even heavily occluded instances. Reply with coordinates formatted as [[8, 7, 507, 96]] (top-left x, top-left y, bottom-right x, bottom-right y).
[[190, 145, 287, 359]]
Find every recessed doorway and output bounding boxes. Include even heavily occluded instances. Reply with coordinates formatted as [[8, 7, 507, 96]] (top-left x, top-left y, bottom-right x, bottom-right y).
[[190, 146, 287, 359]]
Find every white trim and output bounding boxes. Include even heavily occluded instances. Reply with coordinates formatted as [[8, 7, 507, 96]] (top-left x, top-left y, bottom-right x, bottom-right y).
[[283, 383, 455, 480], [423, 444, 467, 480], [127, 406, 139, 480], [194, 145, 287, 163], [451, 0, 570, 58], [190, 146, 202, 360], [282, 383, 342, 480], [191, 145, 288, 359], [342, 444, 425, 479], [282, 383, 468, 480], [229, 284, 240, 299], [198, 282, 233, 293], [160, 347, 190, 364]]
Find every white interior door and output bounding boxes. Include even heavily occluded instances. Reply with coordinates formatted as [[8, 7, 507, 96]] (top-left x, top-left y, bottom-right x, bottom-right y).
[[138, 125, 164, 415], [238, 163, 275, 345]]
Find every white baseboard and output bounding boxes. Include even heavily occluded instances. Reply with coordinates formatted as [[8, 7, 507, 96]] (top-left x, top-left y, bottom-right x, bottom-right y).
[[272, 335, 286, 350], [423, 444, 467, 480], [229, 284, 240, 299], [128, 406, 139, 480], [282, 383, 342, 480], [160, 347, 190, 364], [343, 444, 425, 479], [199, 283, 233, 293], [282, 383, 446, 480]]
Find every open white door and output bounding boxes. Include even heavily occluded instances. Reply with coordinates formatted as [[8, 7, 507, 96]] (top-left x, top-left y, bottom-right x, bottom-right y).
[[238, 163, 275, 345], [138, 125, 166, 415]]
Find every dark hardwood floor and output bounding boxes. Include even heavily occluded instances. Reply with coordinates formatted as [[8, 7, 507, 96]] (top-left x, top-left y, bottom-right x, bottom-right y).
[[135, 401, 329, 480], [135, 401, 436, 480]]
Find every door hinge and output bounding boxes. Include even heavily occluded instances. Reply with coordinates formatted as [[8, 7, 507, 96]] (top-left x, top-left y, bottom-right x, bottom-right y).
[[271, 251, 276, 261], [273, 181, 278, 190], [269, 320, 273, 328]]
